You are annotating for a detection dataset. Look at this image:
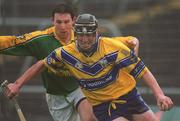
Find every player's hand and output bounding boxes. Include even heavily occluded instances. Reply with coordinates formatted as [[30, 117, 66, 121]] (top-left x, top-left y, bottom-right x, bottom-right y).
[[156, 95, 174, 111], [126, 37, 138, 49], [5, 83, 20, 99]]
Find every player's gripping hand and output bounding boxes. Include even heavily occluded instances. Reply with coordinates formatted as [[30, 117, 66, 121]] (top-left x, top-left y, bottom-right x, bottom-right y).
[[157, 95, 174, 111], [5, 83, 20, 99]]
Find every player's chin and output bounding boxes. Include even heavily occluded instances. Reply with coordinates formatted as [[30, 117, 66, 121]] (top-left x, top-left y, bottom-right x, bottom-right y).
[[81, 45, 91, 51], [60, 31, 68, 36]]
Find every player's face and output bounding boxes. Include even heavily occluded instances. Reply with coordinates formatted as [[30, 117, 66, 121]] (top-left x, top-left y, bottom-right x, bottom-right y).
[[52, 13, 75, 40], [76, 33, 96, 52]]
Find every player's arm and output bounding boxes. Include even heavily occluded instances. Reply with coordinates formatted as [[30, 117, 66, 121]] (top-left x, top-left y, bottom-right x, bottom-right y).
[[5, 60, 45, 99], [118, 44, 173, 111], [142, 70, 173, 111], [0, 35, 32, 55], [0, 27, 54, 56], [5, 47, 62, 98], [0, 33, 39, 56]]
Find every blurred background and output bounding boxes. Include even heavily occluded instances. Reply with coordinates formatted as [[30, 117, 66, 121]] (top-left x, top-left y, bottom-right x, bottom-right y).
[[0, 0, 180, 121]]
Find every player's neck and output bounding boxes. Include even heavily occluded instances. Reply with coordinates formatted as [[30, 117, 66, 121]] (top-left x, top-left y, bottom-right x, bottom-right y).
[[55, 31, 71, 45]]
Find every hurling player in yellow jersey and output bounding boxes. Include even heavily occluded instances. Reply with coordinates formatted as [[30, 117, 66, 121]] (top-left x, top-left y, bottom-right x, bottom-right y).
[[1, 6, 140, 121], [5, 14, 173, 121]]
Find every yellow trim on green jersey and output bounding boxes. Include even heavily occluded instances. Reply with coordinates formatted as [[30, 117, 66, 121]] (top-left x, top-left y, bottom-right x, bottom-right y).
[[44, 36, 148, 105], [0, 26, 76, 51], [0, 26, 54, 50]]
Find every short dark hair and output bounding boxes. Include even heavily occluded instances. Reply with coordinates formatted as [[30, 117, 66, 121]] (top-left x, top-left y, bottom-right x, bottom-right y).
[[52, 3, 76, 19]]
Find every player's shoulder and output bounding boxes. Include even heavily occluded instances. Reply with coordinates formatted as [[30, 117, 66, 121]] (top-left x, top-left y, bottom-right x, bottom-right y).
[[42, 26, 55, 35], [31, 26, 55, 38], [59, 42, 77, 56], [100, 36, 126, 48], [20, 26, 54, 41], [100, 36, 131, 54], [111, 36, 136, 41], [62, 42, 76, 50]]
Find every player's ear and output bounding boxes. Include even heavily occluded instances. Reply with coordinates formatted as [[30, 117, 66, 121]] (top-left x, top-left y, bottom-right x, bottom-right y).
[[72, 16, 77, 26], [51, 16, 55, 24]]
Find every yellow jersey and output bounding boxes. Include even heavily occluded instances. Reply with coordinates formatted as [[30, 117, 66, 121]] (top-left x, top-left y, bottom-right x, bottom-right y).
[[44, 36, 148, 105]]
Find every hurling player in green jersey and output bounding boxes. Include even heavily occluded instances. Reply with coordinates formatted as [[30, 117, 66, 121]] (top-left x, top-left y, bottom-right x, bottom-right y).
[[0, 3, 97, 121]]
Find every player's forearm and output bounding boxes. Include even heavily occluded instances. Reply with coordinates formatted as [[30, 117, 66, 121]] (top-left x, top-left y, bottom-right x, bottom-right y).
[[142, 70, 164, 99], [0, 36, 16, 41], [15, 60, 45, 89], [0, 35, 32, 55], [0, 36, 16, 50]]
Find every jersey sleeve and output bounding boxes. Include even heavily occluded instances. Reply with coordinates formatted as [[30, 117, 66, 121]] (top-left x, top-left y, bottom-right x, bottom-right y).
[[43, 48, 63, 74], [112, 36, 136, 49], [0, 26, 54, 56], [116, 43, 148, 79], [0, 35, 32, 55]]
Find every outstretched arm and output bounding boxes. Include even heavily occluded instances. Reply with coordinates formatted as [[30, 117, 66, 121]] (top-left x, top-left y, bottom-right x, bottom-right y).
[[142, 70, 174, 111], [5, 60, 45, 99], [0, 27, 54, 55]]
